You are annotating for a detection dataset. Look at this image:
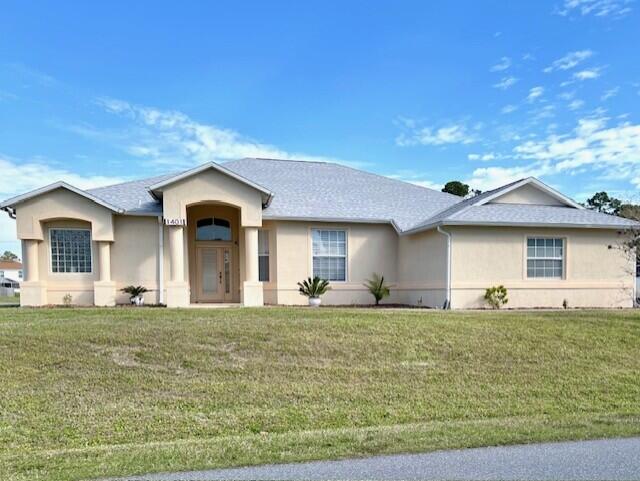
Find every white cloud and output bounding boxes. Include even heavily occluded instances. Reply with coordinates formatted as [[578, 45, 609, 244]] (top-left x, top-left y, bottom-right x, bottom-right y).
[[468, 153, 496, 161], [527, 86, 545, 102], [490, 57, 512, 72], [556, 0, 633, 17], [466, 115, 640, 191], [568, 99, 585, 110], [574, 68, 602, 80], [465, 164, 547, 191], [493, 76, 518, 89], [387, 171, 442, 191], [0, 156, 127, 257], [543, 50, 593, 72], [558, 90, 576, 100], [96, 97, 360, 168], [501, 104, 518, 114], [396, 122, 477, 146], [601, 86, 620, 100]]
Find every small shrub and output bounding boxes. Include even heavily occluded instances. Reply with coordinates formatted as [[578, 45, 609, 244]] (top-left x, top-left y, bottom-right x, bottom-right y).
[[363, 273, 392, 305], [297, 276, 330, 298], [484, 285, 508, 309], [562, 298, 569, 309], [121, 285, 149, 304], [62, 293, 73, 307]]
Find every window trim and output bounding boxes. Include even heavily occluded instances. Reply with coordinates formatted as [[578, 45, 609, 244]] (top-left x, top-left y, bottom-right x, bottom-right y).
[[524, 236, 566, 280], [309, 227, 349, 283], [258, 229, 270, 282], [48, 227, 94, 275]]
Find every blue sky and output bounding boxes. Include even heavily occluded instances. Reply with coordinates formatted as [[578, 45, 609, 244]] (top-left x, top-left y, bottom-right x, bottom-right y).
[[1, 0, 640, 256]]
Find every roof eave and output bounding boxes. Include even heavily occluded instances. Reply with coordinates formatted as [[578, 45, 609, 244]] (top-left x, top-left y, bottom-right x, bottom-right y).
[[400, 218, 638, 236], [0, 181, 124, 214]]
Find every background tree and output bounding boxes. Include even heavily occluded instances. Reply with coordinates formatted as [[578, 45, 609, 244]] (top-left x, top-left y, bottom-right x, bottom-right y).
[[0, 251, 19, 262], [618, 203, 640, 221], [585, 192, 622, 215], [442, 181, 469, 197]]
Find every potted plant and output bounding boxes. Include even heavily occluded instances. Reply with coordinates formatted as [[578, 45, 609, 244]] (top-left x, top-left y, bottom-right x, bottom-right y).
[[297, 276, 330, 307], [121, 285, 149, 306]]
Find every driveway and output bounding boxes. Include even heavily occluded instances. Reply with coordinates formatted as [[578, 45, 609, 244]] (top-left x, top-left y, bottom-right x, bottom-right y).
[[128, 436, 640, 480]]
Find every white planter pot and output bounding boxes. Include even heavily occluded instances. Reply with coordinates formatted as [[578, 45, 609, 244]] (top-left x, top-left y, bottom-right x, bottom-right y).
[[131, 295, 144, 306], [308, 297, 321, 307]]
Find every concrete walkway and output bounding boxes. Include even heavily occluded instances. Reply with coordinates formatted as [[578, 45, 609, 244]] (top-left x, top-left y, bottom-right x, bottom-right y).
[[129, 436, 640, 480]]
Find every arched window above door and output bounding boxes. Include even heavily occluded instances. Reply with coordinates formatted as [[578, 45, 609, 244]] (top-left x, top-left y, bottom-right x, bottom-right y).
[[196, 218, 232, 241]]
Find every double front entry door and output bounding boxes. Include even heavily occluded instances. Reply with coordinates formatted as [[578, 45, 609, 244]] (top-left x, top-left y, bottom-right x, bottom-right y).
[[195, 246, 232, 303]]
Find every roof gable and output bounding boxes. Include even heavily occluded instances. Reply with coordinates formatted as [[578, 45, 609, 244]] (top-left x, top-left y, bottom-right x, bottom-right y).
[[0, 182, 124, 213], [147, 161, 273, 204], [477, 178, 583, 210]]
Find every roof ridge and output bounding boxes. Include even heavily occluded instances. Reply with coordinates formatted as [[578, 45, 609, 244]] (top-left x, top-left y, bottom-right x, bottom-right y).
[[228, 157, 461, 199]]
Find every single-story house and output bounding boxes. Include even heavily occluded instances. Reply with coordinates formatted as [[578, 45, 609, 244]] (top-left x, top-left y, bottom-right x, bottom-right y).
[[0, 260, 23, 283], [1, 158, 637, 308]]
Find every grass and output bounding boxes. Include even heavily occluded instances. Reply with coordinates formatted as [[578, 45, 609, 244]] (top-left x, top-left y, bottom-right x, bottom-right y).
[[0, 294, 19, 304], [1, 307, 639, 481]]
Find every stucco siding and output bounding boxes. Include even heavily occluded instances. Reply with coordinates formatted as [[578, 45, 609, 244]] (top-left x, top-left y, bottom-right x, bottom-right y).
[[397, 229, 447, 307], [272, 221, 399, 305], [489, 184, 565, 206], [112, 215, 163, 305], [449, 226, 634, 309], [38, 219, 97, 305]]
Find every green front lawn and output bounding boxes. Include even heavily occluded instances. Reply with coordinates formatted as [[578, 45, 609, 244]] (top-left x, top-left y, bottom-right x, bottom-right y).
[[1, 307, 639, 481], [0, 294, 19, 304]]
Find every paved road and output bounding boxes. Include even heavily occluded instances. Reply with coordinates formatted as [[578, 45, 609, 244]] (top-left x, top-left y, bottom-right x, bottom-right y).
[[130, 437, 640, 480]]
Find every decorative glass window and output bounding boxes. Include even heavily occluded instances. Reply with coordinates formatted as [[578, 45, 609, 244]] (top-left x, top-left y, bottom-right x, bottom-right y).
[[312, 229, 346, 281], [527, 238, 564, 279], [50, 229, 92, 273], [258, 230, 269, 282], [196, 218, 231, 241]]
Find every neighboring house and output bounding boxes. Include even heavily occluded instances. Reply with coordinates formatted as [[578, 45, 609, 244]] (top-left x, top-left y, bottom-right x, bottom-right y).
[[1, 158, 637, 308], [0, 277, 20, 297], [0, 260, 23, 288]]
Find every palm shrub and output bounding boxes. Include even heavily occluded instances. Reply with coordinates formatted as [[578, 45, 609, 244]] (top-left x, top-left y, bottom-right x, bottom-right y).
[[484, 285, 508, 309], [364, 273, 392, 305], [297, 276, 330, 298], [121, 285, 149, 304]]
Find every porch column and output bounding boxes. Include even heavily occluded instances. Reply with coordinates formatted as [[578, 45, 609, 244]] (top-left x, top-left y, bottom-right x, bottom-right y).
[[94, 241, 116, 306], [20, 239, 47, 306], [242, 226, 263, 306], [166, 225, 189, 307]]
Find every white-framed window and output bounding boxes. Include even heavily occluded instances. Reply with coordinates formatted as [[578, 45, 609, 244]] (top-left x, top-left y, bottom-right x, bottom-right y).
[[50, 229, 92, 273], [18, 270, 23, 279], [258, 229, 269, 282], [527, 238, 564, 279], [312, 229, 347, 281]]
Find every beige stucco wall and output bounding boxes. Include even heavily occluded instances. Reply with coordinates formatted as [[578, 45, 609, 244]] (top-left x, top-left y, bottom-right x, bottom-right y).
[[270, 221, 399, 305], [397, 229, 448, 308], [489, 184, 564, 206], [15, 188, 115, 241], [448, 226, 634, 308], [37, 219, 97, 305], [160, 169, 263, 227], [112, 215, 163, 305]]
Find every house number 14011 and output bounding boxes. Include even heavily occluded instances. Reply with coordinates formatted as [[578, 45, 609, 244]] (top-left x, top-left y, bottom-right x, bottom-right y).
[[164, 218, 187, 226]]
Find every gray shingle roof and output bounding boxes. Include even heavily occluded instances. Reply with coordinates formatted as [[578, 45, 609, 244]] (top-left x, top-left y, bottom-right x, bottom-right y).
[[86, 172, 176, 215], [447, 203, 638, 228], [222, 158, 460, 230], [6, 158, 638, 232]]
